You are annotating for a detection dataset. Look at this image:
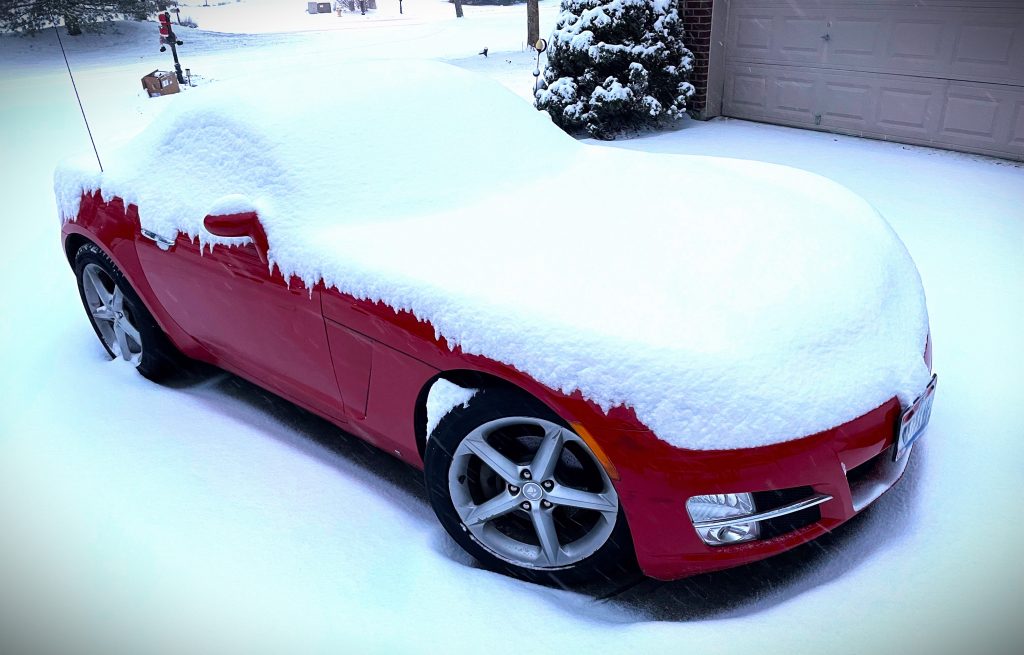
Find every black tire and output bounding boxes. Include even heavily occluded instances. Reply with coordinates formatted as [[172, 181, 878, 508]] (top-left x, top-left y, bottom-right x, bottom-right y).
[[424, 387, 638, 586], [74, 242, 185, 382]]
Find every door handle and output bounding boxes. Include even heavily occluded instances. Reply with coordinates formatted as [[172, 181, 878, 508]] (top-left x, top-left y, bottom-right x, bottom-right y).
[[141, 228, 175, 251]]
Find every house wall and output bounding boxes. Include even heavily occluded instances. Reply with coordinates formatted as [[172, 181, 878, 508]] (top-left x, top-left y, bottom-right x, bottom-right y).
[[681, 0, 716, 117]]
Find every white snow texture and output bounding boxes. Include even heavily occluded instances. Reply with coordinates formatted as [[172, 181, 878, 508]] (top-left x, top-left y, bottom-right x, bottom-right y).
[[425, 379, 478, 439], [55, 60, 931, 451]]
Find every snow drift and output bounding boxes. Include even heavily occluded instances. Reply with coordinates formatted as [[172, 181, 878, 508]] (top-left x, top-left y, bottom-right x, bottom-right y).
[[54, 60, 932, 450]]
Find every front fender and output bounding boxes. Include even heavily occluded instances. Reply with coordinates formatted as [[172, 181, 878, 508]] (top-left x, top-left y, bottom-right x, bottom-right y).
[[62, 192, 205, 359]]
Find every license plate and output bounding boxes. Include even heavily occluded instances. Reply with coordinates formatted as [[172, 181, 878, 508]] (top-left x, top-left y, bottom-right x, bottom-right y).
[[894, 374, 937, 461]]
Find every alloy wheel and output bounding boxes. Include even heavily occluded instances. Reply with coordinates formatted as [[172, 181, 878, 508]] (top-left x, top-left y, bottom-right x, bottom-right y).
[[81, 262, 144, 366], [448, 416, 619, 570]]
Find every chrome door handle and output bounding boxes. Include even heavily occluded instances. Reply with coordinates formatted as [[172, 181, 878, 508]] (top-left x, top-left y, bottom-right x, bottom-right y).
[[141, 228, 175, 250]]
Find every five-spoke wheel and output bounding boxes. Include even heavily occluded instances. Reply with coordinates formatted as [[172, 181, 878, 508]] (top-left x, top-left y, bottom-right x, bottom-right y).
[[425, 388, 635, 584], [450, 416, 619, 569], [74, 242, 184, 381], [81, 262, 144, 366]]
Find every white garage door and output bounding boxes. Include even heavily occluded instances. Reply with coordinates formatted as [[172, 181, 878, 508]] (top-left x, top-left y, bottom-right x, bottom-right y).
[[721, 0, 1024, 161]]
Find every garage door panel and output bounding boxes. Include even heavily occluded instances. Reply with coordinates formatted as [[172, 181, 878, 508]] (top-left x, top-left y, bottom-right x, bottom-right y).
[[938, 83, 1024, 151], [726, 5, 827, 64], [821, 81, 872, 128], [778, 16, 828, 62], [940, 92, 1001, 142], [828, 18, 883, 62], [884, 17, 953, 73], [723, 1, 1024, 160], [725, 64, 948, 138], [1013, 102, 1024, 149], [876, 84, 943, 135], [773, 76, 817, 121], [956, 24, 1015, 66], [732, 13, 773, 58], [950, 19, 1024, 84], [723, 63, 1024, 160], [727, 1, 1024, 86], [723, 64, 817, 126], [729, 72, 769, 111]]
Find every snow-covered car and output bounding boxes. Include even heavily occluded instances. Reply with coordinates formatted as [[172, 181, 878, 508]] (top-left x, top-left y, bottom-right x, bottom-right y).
[[56, 61, 936, 584]]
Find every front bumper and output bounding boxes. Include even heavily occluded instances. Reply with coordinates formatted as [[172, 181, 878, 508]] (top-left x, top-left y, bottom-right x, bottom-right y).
[[603, 398, 910, 580]]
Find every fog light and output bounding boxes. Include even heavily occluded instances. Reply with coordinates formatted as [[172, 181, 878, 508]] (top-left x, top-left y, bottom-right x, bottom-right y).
[[686, 493, 760, 546]]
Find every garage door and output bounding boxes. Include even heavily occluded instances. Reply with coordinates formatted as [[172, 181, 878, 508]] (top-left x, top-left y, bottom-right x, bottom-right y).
[[721, 0, 1024, 161]]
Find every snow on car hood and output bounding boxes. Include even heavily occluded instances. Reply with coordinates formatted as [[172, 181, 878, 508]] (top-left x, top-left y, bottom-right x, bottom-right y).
[[55, 60, 931, 450]]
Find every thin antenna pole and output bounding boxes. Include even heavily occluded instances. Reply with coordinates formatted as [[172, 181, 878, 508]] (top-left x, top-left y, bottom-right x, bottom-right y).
[[54, 23, 103, 172]]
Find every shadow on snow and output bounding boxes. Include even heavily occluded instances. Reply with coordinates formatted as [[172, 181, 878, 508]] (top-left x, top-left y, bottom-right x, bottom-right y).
[[168, 360, 924, 624]]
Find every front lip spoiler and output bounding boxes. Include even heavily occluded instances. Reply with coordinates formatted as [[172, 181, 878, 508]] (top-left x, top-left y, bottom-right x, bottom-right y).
[[692, 493, 834, 530]]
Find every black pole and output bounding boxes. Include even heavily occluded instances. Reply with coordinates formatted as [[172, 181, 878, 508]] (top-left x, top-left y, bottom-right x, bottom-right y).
[[169, 39, 184, 84], [399, 0, 403, 14], [54, 24, 103, 172], [162, 12, 185, 84]]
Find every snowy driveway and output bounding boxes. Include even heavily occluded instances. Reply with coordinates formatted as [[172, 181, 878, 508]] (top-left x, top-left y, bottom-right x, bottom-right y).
[[2, 9, 1023, 655]]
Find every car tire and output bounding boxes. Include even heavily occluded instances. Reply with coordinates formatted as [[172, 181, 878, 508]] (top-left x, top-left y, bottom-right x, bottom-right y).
[[74, 242, 185, 382], [424, 387, 638, 586]]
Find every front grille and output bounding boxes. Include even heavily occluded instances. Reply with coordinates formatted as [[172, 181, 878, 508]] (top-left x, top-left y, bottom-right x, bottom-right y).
[[847, 451, 886, 488], [752, 486, 821, 539], [846, 445, 907, 512]]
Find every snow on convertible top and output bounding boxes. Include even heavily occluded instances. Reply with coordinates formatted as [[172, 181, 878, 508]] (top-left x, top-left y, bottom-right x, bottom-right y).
[[55, 60, 931, 450]]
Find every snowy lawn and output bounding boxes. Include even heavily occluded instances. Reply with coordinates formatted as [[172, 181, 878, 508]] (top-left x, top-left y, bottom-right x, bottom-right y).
[[2, 6, 1023, 655]]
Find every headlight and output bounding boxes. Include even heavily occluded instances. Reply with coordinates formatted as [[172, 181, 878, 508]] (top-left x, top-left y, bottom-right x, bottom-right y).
[[686, 493, 760, 546]]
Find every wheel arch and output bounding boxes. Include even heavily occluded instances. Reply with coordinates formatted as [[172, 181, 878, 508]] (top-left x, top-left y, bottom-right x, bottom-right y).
[[64, 231, 93, 268], [412, 369, 541, 461], [411, 361, 647, 469]]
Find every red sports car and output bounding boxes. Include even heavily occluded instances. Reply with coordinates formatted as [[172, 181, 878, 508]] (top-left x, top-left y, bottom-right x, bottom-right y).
[[57, 62, 935, 584]]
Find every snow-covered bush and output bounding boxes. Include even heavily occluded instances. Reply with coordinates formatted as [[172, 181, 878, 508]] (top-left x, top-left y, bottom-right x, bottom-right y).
[[536, 0, 695, 139]]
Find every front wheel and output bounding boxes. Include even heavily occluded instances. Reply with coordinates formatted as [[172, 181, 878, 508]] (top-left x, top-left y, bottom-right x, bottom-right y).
[[424, 388, 637, 585], [74, 242, 184, 381]]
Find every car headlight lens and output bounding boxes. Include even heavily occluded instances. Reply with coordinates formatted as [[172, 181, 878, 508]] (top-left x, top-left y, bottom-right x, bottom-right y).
[[686, 493, 760, 546]]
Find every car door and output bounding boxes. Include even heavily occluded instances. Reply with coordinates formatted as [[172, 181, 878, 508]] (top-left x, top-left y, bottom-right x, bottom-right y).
[[135, 215, 345, 421]]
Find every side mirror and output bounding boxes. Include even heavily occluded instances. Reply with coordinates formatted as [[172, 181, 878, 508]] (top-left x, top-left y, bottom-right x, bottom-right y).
[[203, 211, 269, 263]]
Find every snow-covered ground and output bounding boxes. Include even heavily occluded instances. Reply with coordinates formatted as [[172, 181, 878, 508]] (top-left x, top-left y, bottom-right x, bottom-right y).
[[174, 0, 525, 35], [1, 3, 1023, 655]]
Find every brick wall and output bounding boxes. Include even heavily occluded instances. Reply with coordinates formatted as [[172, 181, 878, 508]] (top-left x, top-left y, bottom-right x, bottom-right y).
[[680, 0, 714, 117]]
